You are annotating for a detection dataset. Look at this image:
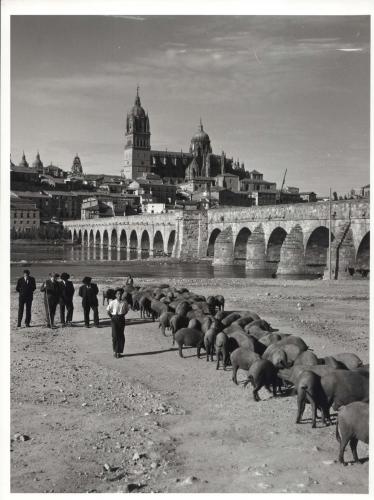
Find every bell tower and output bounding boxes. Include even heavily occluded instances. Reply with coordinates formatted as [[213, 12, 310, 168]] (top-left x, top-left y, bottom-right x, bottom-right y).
[[122, 87, 151, 179]]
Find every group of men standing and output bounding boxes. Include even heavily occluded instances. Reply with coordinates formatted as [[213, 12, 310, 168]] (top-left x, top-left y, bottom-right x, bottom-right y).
[[40, 272, 75, 328], [17, 270, 133, 359], [16, 269, 100, 329]]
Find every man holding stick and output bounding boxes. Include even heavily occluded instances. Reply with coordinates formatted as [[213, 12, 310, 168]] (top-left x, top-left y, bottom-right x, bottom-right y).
[[40, 272, 61, 328]]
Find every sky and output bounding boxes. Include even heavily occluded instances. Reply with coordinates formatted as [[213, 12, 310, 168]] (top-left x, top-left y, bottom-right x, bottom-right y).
[[10, 15, 370, 195]]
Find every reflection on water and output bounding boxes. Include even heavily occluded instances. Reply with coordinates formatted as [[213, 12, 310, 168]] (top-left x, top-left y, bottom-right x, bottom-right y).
[[10, 243, 320, 281]]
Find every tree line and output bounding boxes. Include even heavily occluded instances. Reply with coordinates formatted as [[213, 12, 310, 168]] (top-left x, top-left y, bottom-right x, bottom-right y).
[[11, 224, 71, 241]]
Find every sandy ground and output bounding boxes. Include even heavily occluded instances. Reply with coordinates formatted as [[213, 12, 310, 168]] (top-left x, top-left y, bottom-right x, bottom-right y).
[[10, 277, 369, 493]]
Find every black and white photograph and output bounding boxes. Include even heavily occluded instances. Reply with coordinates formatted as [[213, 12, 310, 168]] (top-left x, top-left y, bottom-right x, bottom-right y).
[[2, 0, 371, 495]]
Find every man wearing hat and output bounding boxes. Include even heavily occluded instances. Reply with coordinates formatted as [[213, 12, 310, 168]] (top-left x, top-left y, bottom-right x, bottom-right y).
[[16, 269, 36, 328], [79, 277, 99, 328], [59, 272, 75, 326], [40, 273, 61, 328]]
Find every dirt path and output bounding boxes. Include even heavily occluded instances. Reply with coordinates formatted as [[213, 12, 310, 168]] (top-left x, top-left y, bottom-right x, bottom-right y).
[[11, 278, 369, 493]]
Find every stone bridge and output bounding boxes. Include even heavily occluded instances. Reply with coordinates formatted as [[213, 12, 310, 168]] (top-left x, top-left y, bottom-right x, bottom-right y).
[[64, 199, 370, 278]]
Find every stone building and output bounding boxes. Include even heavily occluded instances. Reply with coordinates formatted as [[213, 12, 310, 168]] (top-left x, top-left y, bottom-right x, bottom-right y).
[[121, 89, 237, 185], [11, 198, 40, 233], [122, 87, 151, 179], [240, 170, 277, 193], [71, 154, 83, 176]]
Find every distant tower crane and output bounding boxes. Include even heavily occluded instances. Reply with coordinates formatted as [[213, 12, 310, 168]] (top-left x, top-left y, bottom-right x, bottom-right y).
[[280, 168, 287, 202]]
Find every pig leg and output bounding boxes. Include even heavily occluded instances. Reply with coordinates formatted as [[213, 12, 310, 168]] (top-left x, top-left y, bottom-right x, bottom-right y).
[[296, 393, 306, 424], [216, 349, 221, 370], [338, 436, 349, 464], [222, 346, 227, 370], [310, 398, 317, 428], [178, 344, 184, 358], [272, 380, 277, 397], [232, 365, 238, 385], [349, 438, 359, 463], [197, 347, 201, 359], [253, 387, 261, 402]]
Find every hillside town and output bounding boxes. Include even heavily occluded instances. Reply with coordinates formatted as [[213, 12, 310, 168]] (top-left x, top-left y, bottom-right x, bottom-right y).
[[11, 90, 368, 239]]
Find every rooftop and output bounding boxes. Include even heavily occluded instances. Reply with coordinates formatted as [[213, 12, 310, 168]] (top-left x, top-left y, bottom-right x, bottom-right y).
[[12, 190, 49, 199], [11, 165, 39, 174]]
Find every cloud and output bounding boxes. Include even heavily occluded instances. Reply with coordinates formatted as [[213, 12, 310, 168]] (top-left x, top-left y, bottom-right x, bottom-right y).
[[337, 48, 364, 52], [112, 16, 146, 21]]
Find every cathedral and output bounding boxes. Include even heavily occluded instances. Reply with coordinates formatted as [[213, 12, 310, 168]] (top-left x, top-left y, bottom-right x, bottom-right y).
[[121, 89, 244, 184]]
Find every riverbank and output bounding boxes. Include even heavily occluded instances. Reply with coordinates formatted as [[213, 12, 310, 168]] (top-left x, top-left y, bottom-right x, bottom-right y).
[[11, 277, 369, 493]]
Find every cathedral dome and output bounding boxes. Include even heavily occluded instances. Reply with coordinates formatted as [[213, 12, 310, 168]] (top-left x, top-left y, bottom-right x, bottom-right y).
[[18, 151, 29, 168], [126, 87, 150, 135], [191, 119, 210, 145], [32, 151, 44, 170], [128, 87, 147, 118]]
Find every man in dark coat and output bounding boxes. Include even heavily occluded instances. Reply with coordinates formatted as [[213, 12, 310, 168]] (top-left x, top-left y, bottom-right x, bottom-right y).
[[59, 272, 75, 326], [79, 276, 99, 327], [40, 272, 61, 328], [16, 269, 36, 327]]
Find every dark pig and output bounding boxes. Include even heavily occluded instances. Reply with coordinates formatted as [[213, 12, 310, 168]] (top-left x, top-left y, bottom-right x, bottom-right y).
[[215, 295, 225, 311], [244, 359, 281, 401], [336, 401, 369, 464], [215, 331, 229, 370], [321, 371, 369, 411], [158, 311, 174, 336], [230, 348, 261, 385], [174, 328, 205, 359], [333, 353, 363, 370], [295, 370, 331, 428], [294, 351, 319, 366], [170, 314, 189, 345]]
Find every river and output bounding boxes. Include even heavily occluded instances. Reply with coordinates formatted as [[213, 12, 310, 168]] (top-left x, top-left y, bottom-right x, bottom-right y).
[[10, 242, 323, 282]]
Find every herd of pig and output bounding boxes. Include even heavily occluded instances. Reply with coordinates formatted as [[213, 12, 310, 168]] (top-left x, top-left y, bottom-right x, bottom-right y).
[[105, 283, 369, 466]]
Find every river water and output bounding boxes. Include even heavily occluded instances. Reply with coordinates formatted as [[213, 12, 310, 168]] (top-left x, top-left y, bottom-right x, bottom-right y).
[[10, 242, 322, 283], [10, 243, 250, 282]]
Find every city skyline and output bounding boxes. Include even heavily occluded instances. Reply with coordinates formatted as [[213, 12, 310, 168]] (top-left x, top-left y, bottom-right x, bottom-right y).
[[11, 15, 370, 195]]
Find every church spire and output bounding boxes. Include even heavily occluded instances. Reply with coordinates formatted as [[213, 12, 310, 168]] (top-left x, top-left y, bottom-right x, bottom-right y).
[[134, 85, 141, 106]]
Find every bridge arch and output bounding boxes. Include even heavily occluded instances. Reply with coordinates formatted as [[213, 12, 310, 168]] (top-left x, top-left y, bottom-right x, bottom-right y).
[[141, 230, 150, 259], [119, 229, 127, 248], [95, 229, 101, 247], [153, 231, 164, 257], [67, 230, 72, 242], [102, 229, 109, 248], [167, 230, 176, 256], [305, 226, 334, 274], [207, 228, 221, 257], [78, 230, 82, 243], [129, 230, 138, 259], [73, 229, 79, 243], [110, 228, 118, 248], [356, 231, 369, 275], [89, 229, 94, 247], [266, 227, 287, 272], [83, 229, 88, 246], [234, 227, 251, 265]]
